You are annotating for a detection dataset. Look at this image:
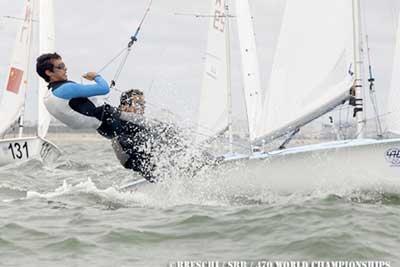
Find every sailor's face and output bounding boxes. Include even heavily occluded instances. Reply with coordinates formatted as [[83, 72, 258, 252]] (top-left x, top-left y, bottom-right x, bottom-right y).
[[132, 95, 145, 115], [121, 95, 145, 114], [49, 59, 68, 81]]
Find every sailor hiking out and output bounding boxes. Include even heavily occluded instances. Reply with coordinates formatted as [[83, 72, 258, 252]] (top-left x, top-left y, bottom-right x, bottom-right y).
[[36, 53, 219, 183], [36, 52, 159, 182], [110, 89, 157, 182]]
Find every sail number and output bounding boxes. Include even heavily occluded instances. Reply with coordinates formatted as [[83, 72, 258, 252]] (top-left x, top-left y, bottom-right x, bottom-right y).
[[8, 142, 29, 160], [213, 0, 225, 33]]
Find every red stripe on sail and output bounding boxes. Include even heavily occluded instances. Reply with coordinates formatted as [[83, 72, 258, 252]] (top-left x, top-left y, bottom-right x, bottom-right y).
[[6, 67, 24, 94]]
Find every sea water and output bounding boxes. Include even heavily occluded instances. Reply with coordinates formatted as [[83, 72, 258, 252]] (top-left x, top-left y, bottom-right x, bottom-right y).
[[0, 136, 399, 267]]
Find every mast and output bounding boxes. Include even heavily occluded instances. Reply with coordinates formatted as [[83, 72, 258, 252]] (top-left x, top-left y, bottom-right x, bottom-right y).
[[19, 0, 36, 138], [352, 0, 365, 138], [365, 35, 383, 137], [225, 0, 234, 154], [37, 0, 55, 137]]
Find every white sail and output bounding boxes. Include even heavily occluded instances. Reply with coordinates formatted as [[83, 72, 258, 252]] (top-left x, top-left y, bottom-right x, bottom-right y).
[[235, 0, 262, 141], [196, 0, 229, 142], [252, 0, 353, 144], [385, 9, 400, 135], [37, 0, 55, 137], [0, 0, 34, 136]]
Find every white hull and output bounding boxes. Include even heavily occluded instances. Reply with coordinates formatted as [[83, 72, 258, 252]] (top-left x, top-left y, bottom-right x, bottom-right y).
[[0, 136, 61, 167], [118, 178, 149, 192], [117, 139, 400, 194], [217, 138, 400, 194]]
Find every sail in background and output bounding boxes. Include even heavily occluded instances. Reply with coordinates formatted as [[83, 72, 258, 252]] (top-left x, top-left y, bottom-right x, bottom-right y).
[[0, 0, 34, 136], [196, 0, 229, 142], [37, 0, 55, 137], [235, 0, 262, 141], [386, 9, 400, 135], [252, 0, 354, 144]]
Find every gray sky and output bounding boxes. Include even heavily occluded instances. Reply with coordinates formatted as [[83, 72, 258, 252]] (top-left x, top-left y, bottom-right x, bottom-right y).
[[0, 0, 399, 127]]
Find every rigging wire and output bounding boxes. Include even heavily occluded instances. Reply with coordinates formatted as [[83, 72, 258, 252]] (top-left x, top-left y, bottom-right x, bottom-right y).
[[174, 12, 235, 18], [96, 46, 129, 75], [387, 0, 398, 40], [2, 15, 38, 22], [93, 1, 250, 152], [96, 0, 154, 88], [360, 0, 384, 138], [365, 35, 384, 137]]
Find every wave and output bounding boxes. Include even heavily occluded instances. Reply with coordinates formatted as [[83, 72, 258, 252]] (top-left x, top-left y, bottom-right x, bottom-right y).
[[0, 184, 27, 201], [1, 174, 398, 209]]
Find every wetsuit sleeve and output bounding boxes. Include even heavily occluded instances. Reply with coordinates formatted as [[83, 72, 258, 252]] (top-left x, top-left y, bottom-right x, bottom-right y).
[[52, 75, 110, 100]]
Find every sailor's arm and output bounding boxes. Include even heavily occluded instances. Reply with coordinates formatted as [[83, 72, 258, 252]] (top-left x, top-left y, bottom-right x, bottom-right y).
[[53, 74, 110, 99]]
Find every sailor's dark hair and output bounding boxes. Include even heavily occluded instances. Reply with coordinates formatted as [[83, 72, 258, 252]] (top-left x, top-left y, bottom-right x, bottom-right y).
[[36, 53, 62, 83], [120, 89, 143, 106]]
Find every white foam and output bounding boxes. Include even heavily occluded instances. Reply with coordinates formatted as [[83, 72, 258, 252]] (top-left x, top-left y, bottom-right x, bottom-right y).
[[5, 171, 400, 208]]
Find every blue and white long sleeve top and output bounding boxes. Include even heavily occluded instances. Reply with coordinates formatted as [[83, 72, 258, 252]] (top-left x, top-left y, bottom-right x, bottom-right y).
[[44, 75, 110, 129]]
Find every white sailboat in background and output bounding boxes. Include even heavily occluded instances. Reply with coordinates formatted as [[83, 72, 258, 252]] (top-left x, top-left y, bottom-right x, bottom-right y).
[[386, 7, 400, 136], [0, 0, 61, 167], [197, 0, 262, 153], [196, 0, 400, 193]]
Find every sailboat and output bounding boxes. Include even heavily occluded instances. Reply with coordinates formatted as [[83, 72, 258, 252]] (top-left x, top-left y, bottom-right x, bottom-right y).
[[196, 0, 400, 193], [0, 0, 61, 167]]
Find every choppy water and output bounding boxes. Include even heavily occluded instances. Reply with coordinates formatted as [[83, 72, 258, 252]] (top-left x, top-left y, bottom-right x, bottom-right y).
[[1, 136, 400, 267]]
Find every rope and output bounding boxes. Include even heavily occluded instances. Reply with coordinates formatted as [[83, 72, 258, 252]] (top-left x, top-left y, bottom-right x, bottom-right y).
[[134, 0, 153, 39], [96, 46, 129, 74], [110, 48, 131, 88], [96, 0, 154, 88], [91, 0, 248, 152]]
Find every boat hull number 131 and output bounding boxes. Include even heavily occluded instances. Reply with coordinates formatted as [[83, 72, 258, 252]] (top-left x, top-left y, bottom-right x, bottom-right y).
[[8, 142, 29, 160]]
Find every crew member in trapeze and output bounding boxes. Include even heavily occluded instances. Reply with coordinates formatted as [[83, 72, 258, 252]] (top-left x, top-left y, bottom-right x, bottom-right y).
[[36, 52, 159, 182], [110, 89, 157, 182], [110, 89, 219, 182], [37, 52, 218, 182]]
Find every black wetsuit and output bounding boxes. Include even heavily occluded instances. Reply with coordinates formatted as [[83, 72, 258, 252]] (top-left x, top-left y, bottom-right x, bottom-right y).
[[113, 123, 156, 182], [49, 81, 155, 182]]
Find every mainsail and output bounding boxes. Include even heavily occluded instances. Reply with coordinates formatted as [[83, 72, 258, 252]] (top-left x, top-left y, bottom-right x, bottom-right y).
[[196, 0, 229, 142], [37, 0, 55, 137], [0, 0, 34, 136], [252, 0, 354, 144], [385, 10, 400, 135], [235, 0, 262, 141]]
